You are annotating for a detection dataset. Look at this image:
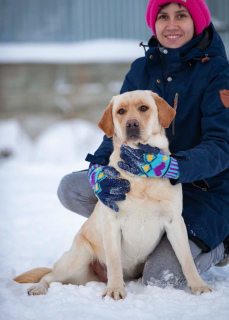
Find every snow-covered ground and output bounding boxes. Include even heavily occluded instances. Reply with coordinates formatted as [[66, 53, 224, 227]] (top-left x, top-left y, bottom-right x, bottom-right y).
[[0, 119, 229, 320]]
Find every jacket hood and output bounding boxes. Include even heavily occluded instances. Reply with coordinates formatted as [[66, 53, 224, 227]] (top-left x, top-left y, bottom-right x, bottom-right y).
[[146, 23, 227, 63]]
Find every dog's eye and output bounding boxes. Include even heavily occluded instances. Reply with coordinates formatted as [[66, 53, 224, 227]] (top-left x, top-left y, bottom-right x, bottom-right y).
[[139, 105, 149, 112], [117, 108, 126, 115]]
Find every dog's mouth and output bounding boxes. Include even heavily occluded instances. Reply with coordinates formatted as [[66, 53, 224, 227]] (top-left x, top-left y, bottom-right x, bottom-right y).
[[127, 133, 140, 141], [126, 128, 141, 141]]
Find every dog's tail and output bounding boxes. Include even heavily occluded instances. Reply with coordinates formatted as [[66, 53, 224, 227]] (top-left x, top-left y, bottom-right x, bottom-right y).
[[13, 267, 52, 283]]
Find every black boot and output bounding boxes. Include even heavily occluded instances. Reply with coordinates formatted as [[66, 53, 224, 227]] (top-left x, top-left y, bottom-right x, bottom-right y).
[[224, 236, 229, 254]]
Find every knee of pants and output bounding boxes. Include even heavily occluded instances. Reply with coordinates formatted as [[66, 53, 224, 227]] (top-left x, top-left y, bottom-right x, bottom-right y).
[[142, 259, 185, 288], [57, 174, 75, 210], [57, 173, 96, 215], [141, 235, 201, 289]]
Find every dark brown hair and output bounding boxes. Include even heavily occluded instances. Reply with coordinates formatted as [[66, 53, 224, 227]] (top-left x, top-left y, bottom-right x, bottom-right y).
[[159, 2, 182, 9]]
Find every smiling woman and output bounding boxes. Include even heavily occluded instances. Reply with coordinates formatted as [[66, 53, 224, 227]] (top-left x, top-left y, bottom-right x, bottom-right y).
[[57, 0, 229, 293]]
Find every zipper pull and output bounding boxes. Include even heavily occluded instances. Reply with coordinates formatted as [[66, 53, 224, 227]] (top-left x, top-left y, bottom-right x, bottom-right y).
[[172, 93, 179, 136], [173, 93, 179, 111]]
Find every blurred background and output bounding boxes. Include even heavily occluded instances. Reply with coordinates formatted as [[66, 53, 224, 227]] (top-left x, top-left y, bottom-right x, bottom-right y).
[[1, 2, 229, 315], [0, 0, 229, 164]]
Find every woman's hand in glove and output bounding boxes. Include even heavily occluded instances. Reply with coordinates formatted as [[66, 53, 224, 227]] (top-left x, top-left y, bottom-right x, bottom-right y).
[[88, 164, 130, 212], [118, 143, 179, 180]]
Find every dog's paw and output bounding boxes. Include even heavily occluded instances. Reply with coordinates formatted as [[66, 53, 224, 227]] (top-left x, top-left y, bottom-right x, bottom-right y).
[[189, 284, 213, 295], [27, 284, 48, 296], [102, 287, 126, 300]]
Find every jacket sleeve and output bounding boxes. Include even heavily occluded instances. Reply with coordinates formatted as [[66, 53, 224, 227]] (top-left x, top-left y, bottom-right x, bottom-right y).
[[173, 59, 229, 183], [85, 135, 113, 166], [120, 57, 148, 94], [120, 64, 137, 93]]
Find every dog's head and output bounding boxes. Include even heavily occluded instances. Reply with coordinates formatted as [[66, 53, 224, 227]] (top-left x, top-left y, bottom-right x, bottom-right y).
[[98, 90, 175, 145]]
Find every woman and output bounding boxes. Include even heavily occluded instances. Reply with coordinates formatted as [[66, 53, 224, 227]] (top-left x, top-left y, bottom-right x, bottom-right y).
[[58, 0, 229, 288]]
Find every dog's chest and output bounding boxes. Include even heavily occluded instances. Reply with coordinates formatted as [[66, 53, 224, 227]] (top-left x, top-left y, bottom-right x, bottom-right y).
[[117, 196, 165, 268], [115, 176, 181, 268]]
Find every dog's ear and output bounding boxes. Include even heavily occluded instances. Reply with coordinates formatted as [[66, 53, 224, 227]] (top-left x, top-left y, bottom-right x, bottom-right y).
[[98, 99, 114, 137], [151, 93, 176, 128]]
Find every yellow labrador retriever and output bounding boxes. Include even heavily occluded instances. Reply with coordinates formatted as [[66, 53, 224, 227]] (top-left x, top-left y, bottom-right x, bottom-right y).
[[14, 90, 212, 299]]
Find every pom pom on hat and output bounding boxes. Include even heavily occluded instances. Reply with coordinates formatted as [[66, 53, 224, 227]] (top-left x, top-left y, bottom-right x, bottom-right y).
[[146, 0, 211, 36]]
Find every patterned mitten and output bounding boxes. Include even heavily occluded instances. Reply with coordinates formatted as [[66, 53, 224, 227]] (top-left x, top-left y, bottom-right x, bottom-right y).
[[88, 164, 130, 212], [118, 143, 179, 179]]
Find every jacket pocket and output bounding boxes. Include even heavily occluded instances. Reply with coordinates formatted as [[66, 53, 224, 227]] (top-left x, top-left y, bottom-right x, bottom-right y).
[[191, 179, 210, 191]]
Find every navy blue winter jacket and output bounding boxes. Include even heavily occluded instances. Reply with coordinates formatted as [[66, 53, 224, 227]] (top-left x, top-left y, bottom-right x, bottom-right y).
[[86, 24, 229, 252]]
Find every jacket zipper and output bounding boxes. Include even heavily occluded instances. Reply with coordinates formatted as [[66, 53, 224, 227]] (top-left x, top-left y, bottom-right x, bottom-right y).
[[171, 91, 211, 192], [172, 93, 179, 136]]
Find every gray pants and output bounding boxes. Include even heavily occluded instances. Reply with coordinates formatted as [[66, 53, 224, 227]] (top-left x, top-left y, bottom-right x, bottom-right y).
[[57, 171, 225, 288]]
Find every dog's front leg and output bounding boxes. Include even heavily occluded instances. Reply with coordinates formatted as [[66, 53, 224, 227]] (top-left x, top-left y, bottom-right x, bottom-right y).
[[165, 216, 213, 295], [100, 207, 126, 300]]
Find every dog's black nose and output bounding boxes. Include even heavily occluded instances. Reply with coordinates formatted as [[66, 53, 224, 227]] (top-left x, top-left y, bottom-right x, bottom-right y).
[[126, 119, 139, 128], [126, 119, 140, 141]]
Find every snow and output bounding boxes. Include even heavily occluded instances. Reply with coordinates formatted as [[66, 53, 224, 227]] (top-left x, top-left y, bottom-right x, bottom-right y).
[[0, 39, 144, 64], [0, 119, 229, 320]]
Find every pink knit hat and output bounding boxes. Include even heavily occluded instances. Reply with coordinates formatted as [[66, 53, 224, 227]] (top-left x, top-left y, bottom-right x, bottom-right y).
[[146, 0, 211, 36]]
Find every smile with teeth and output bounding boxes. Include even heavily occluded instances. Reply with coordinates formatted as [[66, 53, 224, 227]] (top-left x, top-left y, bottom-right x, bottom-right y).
[[165, 35, 181, 39]]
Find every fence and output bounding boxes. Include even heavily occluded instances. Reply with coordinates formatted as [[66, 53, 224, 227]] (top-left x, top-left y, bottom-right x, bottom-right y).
[[0, 0, 228, 44], [0, 0, 150, 42]]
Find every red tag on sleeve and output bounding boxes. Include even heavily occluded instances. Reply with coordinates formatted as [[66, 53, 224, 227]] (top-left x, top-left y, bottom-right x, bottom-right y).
[[220, 89, 229, 108]]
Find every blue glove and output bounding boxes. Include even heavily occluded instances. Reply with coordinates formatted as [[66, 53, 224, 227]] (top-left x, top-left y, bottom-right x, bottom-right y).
[[88, 164, 130, 212], [118, 143, 179, 179]]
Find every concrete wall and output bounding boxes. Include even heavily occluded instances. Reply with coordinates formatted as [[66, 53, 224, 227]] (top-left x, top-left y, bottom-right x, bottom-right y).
[[0, 63, 130, 137]]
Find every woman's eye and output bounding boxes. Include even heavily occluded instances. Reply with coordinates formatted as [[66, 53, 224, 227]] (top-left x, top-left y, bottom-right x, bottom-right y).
[[139, 105, 149, 112], [177, 14, 187, 19], [157, 14, 167, 20], [117, 108, 125, 115]]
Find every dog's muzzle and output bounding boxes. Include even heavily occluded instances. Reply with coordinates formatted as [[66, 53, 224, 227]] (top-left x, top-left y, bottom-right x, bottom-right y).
[[126, 119, 140, 141]]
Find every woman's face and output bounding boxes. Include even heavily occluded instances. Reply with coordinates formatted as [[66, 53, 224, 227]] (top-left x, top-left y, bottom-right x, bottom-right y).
[[155, 3, 195, 49]]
